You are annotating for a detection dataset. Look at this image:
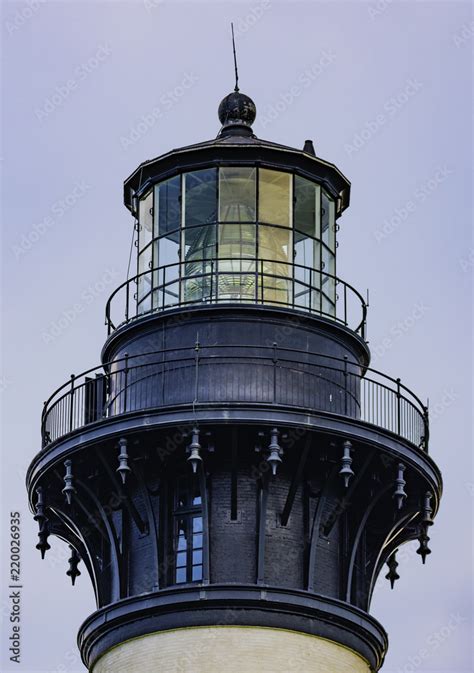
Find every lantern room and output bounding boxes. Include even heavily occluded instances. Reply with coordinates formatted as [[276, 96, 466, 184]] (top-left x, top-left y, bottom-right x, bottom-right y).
[[114, 90, 356, 335]]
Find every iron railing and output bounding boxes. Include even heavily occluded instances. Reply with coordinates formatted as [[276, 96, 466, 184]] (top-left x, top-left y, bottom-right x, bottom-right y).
[[41, 345, 429, 452], [105, 259, 368, 338]]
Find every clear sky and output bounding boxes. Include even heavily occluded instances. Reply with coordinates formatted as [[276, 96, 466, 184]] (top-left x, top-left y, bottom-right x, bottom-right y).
[[1, 1, 472, 672]]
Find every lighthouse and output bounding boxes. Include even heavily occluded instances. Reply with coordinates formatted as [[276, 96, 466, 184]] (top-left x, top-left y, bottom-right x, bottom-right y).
[[27, 85, 442, 672]]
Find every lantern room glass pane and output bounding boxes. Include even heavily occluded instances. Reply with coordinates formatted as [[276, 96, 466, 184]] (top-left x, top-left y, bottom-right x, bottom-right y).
[[183, 224, 217, 263], [322, 190, 336, 251], [259, 169, 292, 227], [153, 237, 180, 309], [219, 167, 257, 222], [294, 176, 320, 237], [259, 225, 292, 304], [184, 169, 217, 227], [138, 190, 153, 252], [155, 175, 181, 237], [217, 224, 256, 301], [218, 223, 256, 260], [183, 225, 216, 304]]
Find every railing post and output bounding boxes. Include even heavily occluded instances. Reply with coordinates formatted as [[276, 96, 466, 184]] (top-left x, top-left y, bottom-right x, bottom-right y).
[[123, 353, 129, 414], [125, 280, 130, 324], [194, 338, 200, 405], [209, 259, 214, 303], [344, 283, 347, 327], [396, 378, 401, 435], [423, 404, 430, 453], [42, 400, 48, 447], [69, 374, 75, 433], [162, 266, 166, 310], [272, 342, 278, 403], [343, 356, 348, 416]]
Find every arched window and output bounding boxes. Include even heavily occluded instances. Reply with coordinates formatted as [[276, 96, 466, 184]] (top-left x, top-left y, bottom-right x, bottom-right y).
[[172, 475, 203, 584]]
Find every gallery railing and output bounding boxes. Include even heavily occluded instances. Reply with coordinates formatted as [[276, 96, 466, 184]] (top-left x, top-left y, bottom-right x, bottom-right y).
[[104, 259, 368, 338], [41, 345, 429, 452]]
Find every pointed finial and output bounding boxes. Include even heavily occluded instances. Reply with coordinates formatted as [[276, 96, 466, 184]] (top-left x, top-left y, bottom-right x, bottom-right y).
[[187, 427, 203, 474], [66, 546, 81, 586], [231, 23, 239, 92], [385, 550, 400, 589]]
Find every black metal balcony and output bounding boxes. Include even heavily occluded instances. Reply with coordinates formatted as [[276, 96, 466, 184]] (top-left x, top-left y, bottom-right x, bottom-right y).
[[41, 344, 429, 451], [105, 259, 368, 338]]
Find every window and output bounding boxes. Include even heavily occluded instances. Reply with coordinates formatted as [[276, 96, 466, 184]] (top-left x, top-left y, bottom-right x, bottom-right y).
[[259, 169, 292, 226], [138, 190, 153, 252], [321, 190, 336, 252], [258, 225, 292, 305], [294, 176, 320, 238], [217, 223, 256, 301], [155, 175, 180, 237], [219, 167, 256, 222], [173, 476, 203, 584], [184, 169, 217, 227]]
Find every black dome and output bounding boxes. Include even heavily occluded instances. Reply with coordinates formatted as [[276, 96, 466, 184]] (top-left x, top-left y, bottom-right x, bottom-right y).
[[218, 91, 257, 129]]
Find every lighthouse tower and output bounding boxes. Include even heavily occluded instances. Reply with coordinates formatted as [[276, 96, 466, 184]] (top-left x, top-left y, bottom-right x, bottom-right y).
[[27, 88, 442, 673]]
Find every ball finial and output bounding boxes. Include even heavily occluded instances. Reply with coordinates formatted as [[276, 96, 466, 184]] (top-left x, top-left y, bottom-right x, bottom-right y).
[[218, 91, 257, 135]]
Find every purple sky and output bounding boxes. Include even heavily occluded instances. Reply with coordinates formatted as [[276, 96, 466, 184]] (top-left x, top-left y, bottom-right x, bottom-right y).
[[2, 1, 472, 671]]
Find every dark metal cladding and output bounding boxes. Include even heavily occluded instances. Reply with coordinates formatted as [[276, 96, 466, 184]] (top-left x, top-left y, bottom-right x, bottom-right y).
[[26, 90, 442, 673]]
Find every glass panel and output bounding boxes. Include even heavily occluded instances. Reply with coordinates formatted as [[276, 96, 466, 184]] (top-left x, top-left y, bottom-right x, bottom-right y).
[[192, 517, 203, 533], [175, 567, 186, 584], [192, 565, 203, 581], [138, 247, 152, 303], [321, 249, 336, 315], [138, 190, 153, 252], [294, 237, 314, 309], [153, 237, 180, 309], [193, 533, 203, 549], [321, 190, 335, 250], [294, 177, 320, 237], [259, 169, 291, 226], [258, 225, 292, 305], [219, 167, 257, 222], [184, 169, 217, 227], [192, 549, 202, 565], [217, 223, 256, 301], [322, 246, 334, 275], [176, 551, 187, 568], [183, 225, 216, 303], [137, 291, 151, 316], [177, 535, 187, 551], [155, 175, 180, 237], [184, 225, 217, 263]]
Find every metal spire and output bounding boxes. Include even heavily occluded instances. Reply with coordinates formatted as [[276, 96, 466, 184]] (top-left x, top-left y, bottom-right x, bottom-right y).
[[231, 23, 239, 92]]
